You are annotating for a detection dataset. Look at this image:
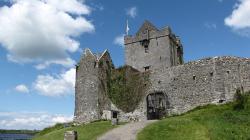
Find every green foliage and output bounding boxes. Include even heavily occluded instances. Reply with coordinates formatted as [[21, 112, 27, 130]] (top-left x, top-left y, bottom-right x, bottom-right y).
[[107, 65, 149, 112], [233, 88, 248, 110], [0, 129, 38, 135], [137, 93, 250, 140], [33, 121, 117, 140], [99, 60, 104, 67]]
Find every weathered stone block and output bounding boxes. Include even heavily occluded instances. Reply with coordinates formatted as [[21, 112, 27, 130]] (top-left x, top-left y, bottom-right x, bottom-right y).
[[111, 118, 118, 125], [64, 131, 77, 140]]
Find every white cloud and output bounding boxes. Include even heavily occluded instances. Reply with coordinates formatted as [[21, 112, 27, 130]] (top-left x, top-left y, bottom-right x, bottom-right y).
[[114, 34, 125, 47], [0, 111, 73, 130], [0, 0, 94, 68], [225, 0, 250, 36], [126, 6, 137, 18], [15, 84, 29, 93], [33, 68, 76, 97], [34, 58, 76, 70], [204, 22, 217, 29]]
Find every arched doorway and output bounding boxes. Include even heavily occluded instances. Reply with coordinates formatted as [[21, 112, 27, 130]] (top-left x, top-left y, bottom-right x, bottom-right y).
[[147, 92, 168, 120]]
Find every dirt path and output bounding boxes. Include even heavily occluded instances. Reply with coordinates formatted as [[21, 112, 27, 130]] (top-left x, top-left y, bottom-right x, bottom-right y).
[[97, 120, 157, 140]]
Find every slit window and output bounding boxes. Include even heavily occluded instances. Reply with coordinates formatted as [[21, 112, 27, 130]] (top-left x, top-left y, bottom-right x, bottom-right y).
[[142, 39, 150, 53], [145, 45, 149, 53], [193, 75, 196, 80], [94, 62, 97, 68]]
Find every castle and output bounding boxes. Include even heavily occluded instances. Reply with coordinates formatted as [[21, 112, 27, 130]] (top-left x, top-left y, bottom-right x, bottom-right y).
[[74, 21, 250, 123]]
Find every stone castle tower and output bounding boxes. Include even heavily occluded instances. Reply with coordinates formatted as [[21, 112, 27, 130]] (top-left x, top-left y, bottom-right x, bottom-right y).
[[74, 49, 113, 123], [74, 21, 250, 124], [125, 20, 183, 72]]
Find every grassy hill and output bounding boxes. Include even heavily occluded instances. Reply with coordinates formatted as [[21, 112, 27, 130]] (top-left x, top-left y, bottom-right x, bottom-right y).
[[33, 121, 118, 140], [137, 92, 250, 140]]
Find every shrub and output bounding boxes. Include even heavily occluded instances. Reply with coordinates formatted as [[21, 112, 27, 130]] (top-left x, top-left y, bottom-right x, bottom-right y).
[[106, 65, 150, 112], [233, 88, 248, 111]]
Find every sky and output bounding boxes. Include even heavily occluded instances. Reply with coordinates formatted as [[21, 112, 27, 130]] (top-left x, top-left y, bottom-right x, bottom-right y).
[[0, 0, 249, 130]]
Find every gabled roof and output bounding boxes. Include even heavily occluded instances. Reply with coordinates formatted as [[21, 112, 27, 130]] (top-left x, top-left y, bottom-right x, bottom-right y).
[[96, 49, 108, 61], [84, 48, 95, 57], [136, 20, 158, 36]]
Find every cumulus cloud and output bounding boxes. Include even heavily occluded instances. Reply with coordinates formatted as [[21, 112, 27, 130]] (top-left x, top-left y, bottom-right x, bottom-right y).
[[15, 84, 29, 93], [225, 0, 250, 36], [114, 34, 125, 47], [0, 0, 94, 68], [33, 68, 76, 97], [126, 6, 137, 18], [0, 111, 73, 130]]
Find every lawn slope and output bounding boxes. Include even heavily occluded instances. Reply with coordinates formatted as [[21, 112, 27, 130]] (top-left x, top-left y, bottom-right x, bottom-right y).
[[138, 94, 250, 140], [33, 121, 117, 140]]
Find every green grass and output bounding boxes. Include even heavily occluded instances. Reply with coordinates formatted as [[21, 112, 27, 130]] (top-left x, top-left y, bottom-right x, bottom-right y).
[[33, 121, 118, 140], [137, 95, 250, 140], [0, 129, 39, 135]]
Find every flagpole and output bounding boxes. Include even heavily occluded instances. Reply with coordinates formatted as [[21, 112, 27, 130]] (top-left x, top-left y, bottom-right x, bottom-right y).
[[126, 19, 129, 35]]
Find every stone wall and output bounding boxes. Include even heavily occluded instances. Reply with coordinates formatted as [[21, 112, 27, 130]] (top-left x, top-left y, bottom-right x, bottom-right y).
[[114, 56, 250, 122], [148, 56, 250, 115]]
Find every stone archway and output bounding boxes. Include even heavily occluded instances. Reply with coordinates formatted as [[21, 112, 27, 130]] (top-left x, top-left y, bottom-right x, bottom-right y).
[[146, 92, 168, 120]]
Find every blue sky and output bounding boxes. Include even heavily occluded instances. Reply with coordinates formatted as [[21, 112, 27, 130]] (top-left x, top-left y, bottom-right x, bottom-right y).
[[0, 0, 249, 129]]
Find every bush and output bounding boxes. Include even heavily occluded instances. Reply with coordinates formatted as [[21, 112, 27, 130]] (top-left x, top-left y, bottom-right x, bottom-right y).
[[233, 88, 248, 110], [107, 65, 150, 112]]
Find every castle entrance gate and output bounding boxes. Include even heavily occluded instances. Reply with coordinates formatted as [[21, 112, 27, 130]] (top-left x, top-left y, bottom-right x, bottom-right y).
[[147, 92, 167, 120]]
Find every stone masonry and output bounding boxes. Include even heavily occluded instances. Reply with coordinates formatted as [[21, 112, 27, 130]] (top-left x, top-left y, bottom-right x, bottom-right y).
[[74, 21, 250, 124]]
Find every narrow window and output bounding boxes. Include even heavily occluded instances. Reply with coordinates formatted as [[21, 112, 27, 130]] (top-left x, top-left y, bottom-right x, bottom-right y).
[[145, 45, 149, 53], [193, 75, 196, 80], [94, 62, 97, 68], [210, 72, 213, 77], [142, 39, 150, 53], [106, 60, 110, 66]]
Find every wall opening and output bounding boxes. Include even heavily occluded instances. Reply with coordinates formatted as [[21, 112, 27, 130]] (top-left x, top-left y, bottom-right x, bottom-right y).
[[144, 66, 150, 72], [112, 111, 118, 118], [147, 92, 168, 120], [141, 39, 150, 53], [219, 99, 225, 103], [145, 45, 149, 53], [210, 72, 213, 77], [193, 75, 196, 80]]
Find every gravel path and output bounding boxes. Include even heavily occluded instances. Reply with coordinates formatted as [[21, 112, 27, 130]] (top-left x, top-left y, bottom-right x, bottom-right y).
[[97, 120, 157, 140]]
